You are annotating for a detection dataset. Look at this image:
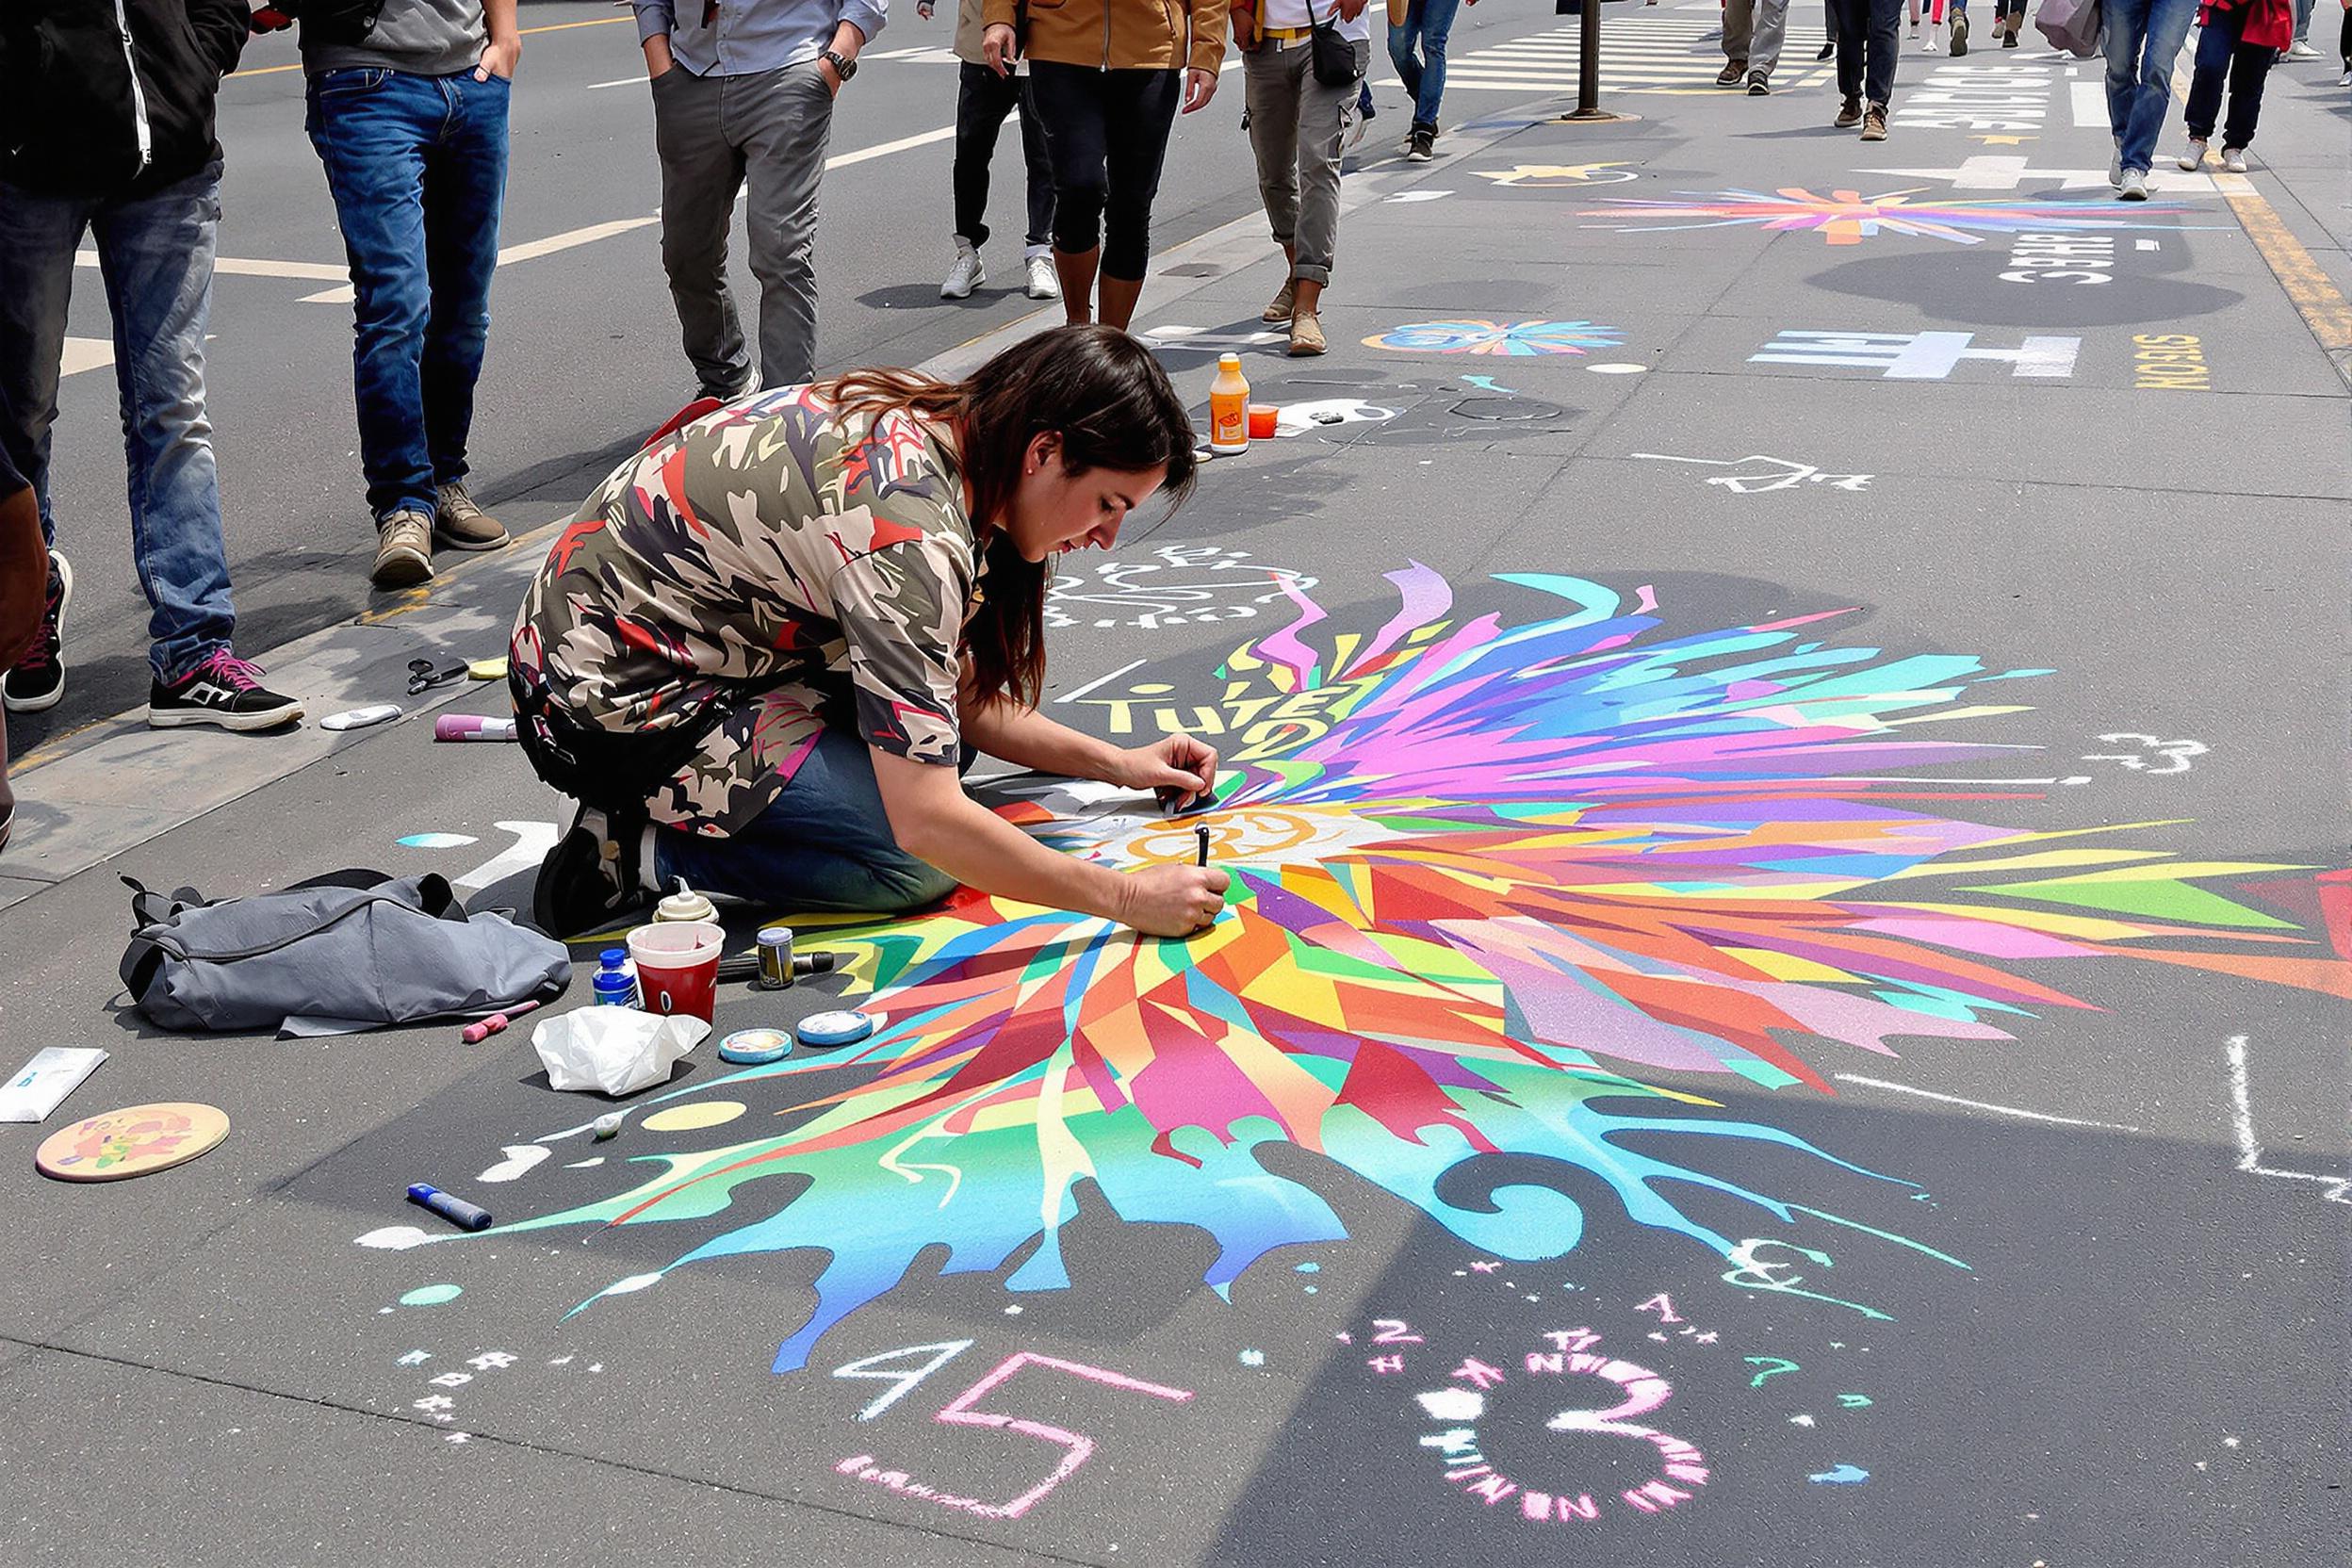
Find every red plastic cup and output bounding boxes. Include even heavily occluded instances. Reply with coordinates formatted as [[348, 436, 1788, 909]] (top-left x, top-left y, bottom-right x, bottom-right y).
[[1247, 403, 1279, 440], [626, 921, 724, 1022]]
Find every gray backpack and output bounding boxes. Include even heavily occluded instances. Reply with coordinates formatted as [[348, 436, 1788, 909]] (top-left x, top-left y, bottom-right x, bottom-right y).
[[121, 871, 571, 1034]]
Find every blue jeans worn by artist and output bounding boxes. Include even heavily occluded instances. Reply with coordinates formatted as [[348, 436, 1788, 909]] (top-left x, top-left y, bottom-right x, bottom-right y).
[[1389, 0, 1464, 132], [652, 726, 959, 916], [304, 68, 510, 525], [2102, 0, 2197, 173], [0, 162, 236, 683]]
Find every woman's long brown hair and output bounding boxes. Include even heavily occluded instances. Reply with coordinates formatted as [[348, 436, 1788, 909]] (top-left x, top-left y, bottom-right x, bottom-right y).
[[814, 325, 1198, 711]]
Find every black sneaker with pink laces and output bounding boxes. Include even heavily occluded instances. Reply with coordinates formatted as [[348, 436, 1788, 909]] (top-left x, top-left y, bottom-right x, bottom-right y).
[[2, 550, 71, 714], [148, 648, 304, 731]]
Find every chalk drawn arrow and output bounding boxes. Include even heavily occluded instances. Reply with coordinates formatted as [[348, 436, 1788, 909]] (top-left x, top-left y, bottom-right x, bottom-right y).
[[1809, 1463, 1870, 1485]]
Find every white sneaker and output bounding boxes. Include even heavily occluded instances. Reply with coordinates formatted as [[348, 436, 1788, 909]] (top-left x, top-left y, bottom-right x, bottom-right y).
[[2109, 147, 2124, 188], [2118, 167, 2149, 200], [940, 237, 983, 300], [1023, 253, 1060, 300], [2286, 39, 2318, 57], [2177, 137, 2207, 170], [2220, 146, 2248, 172]]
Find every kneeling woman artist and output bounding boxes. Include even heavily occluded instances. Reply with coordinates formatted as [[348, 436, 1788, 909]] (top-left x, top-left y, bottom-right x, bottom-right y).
[[513, 326, 1229, 939]]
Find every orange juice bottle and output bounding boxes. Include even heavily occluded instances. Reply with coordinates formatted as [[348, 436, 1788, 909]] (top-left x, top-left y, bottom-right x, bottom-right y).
[[1209, 353, 1250, 454]]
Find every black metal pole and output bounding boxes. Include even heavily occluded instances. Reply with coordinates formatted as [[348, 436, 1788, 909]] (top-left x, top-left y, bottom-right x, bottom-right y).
[[1571, 0, 1609, 118], [1575, 0, 1602, 116]]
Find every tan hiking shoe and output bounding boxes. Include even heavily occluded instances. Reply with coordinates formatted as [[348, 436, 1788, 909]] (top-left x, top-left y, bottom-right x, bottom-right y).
[[1860, 103, 1888, 140], [370, 509, 434, 588], [1288, 311, 1327, 357], [1262, 278, 1298, 323], [433, 481, 510, 551]]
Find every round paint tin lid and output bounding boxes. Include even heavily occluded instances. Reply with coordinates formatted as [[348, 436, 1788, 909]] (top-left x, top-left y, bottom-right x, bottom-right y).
[[795, 1010, 875, 1050], [717, 1028, 793, 1065]]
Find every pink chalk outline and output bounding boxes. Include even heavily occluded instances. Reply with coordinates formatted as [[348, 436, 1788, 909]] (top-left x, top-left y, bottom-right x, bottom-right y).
[[844, 1351, 1195, 1520]]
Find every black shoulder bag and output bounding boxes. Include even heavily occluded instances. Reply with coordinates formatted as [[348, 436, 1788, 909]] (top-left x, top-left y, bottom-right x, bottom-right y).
[[1309, 0, 1362, 87]]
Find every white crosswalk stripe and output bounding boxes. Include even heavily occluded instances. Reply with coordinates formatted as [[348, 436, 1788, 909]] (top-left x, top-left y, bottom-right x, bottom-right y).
[[1444, 16, 1836, 93]]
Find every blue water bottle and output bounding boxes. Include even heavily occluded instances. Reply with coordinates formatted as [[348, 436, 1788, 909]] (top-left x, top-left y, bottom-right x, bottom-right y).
[[592, 948, 641, 1009]]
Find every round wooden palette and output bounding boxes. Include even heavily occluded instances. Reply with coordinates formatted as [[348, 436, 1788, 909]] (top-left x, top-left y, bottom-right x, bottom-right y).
[[36, 1102, 229, 1183]]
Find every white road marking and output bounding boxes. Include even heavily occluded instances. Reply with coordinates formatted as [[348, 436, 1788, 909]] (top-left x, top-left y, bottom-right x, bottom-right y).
[[61, 337, 114, 379], [2223, 1036, 2351, 1203], [585, 74, 648, 90], [77, 250, 349, 281], [1833, 1072, 2143, 1132], [2070, 80, 2109, 127], [1053, 659, 1148, 705], [825, 123, 957, 170], [301, 216, 662, 302]]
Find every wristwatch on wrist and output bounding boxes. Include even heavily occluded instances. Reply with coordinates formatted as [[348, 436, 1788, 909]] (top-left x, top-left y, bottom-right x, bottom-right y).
[[821, 47, 857, 81]]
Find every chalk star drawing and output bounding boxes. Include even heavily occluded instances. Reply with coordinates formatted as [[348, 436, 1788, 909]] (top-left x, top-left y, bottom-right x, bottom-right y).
[[1858, 155, 2223, 193], [455, 570, 2342, 1375], [1578, 187, 2202, 245], [1631, 452, 1873, 494], [1046, 545, 1317, 631], [1366, 320, 1624, 356], [1473, 161, 1641, 188]]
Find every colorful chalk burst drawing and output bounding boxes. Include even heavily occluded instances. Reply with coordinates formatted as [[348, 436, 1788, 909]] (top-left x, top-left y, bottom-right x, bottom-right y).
[[1580, 187, 2201, 245], [1364, 320, 1624, 356], [485, 569, 2345, 1374]]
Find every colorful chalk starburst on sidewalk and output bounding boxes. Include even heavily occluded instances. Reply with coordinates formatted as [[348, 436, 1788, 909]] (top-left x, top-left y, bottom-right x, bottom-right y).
[[480, 570, 2346, 1374], [1581, 186, 2202, 245], [1364, 319, 1625, 355]]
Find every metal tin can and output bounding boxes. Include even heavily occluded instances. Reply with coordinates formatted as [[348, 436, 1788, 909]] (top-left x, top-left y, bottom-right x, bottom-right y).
[[756, 925, 795, 989]]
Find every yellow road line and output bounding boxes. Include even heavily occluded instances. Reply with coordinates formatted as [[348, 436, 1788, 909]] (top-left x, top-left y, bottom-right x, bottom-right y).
[[2164, 59, 2352, 384], [231, 13, 630, 78], [2213, 172, 2352, 369]]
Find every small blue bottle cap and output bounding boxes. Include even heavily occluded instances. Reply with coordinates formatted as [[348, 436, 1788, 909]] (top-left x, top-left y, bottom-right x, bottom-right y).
[[599, 949, 628, 969]]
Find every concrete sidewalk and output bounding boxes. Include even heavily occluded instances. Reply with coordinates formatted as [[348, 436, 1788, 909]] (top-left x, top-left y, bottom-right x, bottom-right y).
[[2, 21, 2346, 1568]]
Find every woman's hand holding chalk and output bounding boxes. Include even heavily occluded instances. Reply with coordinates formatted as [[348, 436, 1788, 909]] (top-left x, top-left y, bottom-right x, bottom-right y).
[[1119, 734, 1219, 814]]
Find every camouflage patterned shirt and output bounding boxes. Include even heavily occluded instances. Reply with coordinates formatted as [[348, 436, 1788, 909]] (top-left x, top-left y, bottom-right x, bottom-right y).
[[511, 386, 977, 837]]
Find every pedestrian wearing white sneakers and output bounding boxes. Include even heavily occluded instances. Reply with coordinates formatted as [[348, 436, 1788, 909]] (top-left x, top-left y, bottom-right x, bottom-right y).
[[923, 0, 1059, 302], [2179, 0, 2289, 171]]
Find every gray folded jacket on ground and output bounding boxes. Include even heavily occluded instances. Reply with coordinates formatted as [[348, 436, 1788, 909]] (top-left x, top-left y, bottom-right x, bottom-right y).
[[121, 871, 571, 1034]]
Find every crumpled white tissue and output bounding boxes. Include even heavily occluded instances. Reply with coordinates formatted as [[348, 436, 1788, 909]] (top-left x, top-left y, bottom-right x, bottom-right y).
[[531, 1006, 708, 1095]]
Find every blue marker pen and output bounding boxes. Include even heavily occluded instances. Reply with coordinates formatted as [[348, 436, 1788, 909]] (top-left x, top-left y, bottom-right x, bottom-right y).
[[406, 1183, 493, 1232]]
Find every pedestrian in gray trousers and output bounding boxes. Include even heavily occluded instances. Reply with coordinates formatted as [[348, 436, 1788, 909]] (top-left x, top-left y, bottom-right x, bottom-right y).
[[1243, 0, 1374, 358], [635, 0, 885, 398], [1720, 0, 1794, 90]]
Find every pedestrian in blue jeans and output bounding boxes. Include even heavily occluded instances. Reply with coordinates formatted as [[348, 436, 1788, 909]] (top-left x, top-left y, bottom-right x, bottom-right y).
[[0, 0, 302, 732], [1391, 0, 1476, 160], [2102, 0, 2197, 197], [302, 0, 521, 588]]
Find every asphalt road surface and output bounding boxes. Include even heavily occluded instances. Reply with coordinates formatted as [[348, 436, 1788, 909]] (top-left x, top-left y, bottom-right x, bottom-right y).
[[3, 7, 2347, 1565]]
